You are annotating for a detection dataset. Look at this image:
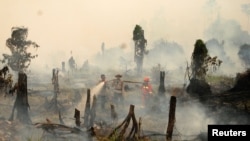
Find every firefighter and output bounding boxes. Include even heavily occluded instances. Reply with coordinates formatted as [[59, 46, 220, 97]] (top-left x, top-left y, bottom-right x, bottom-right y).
[[141, 77, 153, 107], [97, 74, 109, 110], [111, 74, 124, 107]]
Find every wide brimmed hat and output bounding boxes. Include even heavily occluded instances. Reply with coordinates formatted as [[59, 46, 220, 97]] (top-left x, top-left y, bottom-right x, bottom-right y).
[[115, 74, 122, 78]]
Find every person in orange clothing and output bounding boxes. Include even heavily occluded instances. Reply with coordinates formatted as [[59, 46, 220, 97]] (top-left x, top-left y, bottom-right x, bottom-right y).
[[141, 77, 153, 107]]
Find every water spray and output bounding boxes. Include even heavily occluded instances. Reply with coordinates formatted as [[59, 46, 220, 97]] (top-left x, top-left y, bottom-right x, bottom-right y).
[[75, 81, 105, 110], [75, 79, 143, 111]]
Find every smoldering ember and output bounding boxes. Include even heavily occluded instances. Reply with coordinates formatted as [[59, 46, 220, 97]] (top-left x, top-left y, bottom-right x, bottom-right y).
[[1, 1, 250, 141]]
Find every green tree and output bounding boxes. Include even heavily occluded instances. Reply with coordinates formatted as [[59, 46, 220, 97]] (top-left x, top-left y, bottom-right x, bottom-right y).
[[1, 26, 39, 72]]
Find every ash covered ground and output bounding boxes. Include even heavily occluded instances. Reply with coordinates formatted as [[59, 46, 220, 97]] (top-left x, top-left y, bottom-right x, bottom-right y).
[[0, 63, 250, 141]]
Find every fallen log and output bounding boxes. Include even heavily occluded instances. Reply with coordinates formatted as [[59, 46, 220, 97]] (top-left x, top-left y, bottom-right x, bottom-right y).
[[34, 121, 85, 136]]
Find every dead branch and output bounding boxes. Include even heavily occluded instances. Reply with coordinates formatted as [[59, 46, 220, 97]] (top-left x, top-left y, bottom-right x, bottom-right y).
[[108, 105, 139, 140], [34, 121, 85, 136]]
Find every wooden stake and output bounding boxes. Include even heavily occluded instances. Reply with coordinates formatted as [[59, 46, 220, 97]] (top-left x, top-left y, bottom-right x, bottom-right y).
[[166, 96, 176, 141], [110, 104, 117, 122]]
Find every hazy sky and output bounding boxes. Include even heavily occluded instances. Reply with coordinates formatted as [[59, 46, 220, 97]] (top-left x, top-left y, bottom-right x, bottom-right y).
[[0, 0, 249, 71]]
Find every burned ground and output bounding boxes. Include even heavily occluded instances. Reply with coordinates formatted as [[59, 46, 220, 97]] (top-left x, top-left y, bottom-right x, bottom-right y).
[[0, 70, 250, 141]]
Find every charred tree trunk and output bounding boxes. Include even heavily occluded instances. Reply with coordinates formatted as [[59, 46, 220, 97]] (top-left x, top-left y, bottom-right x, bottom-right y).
[[9, 72, 32, 124], [166, 96, 176, 141], [89, 95, 97, 128], [138, 117, 142, 138], [74, 108, 81, 127], [48, 68, 60, 112], [110, 104, 118, 123], [158, 71, 166, 97], [83, 89, 91, 128], [152, 71, 166, 113]]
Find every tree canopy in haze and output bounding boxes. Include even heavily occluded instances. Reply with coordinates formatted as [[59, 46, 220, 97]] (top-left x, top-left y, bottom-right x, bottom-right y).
[[133, 24, 147, 74], [1, 27, 39, 72], [133, 25, 145, 41], [191, 39, 209, 80], [238, 44, 250, 68]]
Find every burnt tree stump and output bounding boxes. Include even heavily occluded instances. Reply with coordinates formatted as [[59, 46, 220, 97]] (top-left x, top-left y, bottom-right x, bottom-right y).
[[9, 72, 32, 124], [110, 104, 118, 123], [166, 96, 176, 141], [186, 78, 211, 102], [158, 71, 166, 97], [74, 108, 81, 127], [83, 89, 91, 128], [46, 68, 61, 112], [152, 71, 166, 113], [89, 95, 97, 128]]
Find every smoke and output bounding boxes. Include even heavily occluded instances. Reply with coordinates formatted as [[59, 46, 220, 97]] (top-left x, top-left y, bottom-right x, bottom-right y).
[[175, 101, 215, 137], [1, 2, 250, 141], [241, 3, 250, 16], [205, 38, 235, 75], [145, 39, 186, 70], [204, 17, 250, 75], [238, 44, 250, 68], [91, 44, 135, 73]]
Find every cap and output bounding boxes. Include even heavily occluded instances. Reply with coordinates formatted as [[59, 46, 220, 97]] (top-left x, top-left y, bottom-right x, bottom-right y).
[[115, 74, 122, 78]]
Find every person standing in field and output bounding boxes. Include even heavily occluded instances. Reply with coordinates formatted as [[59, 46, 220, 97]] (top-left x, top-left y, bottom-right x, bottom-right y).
[[97, 74, 109, 110], [111, 74, 124, 108], [141, 77, 153, 108]]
